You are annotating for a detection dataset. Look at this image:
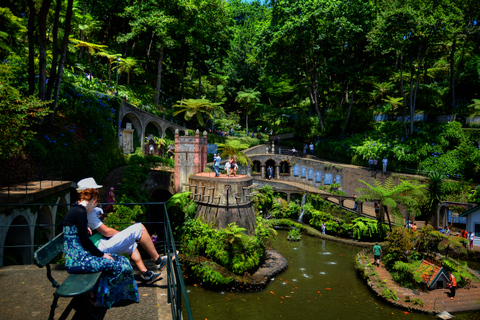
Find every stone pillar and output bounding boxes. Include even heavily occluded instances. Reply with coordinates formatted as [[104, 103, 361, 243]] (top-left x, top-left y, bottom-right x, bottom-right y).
[[275, 165, 280, 180], [120, 123, 134, 153], [174, 129, 207, 193], [261, 165, 266, 178]]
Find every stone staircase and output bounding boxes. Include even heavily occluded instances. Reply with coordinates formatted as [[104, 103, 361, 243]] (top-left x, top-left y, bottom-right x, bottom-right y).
[[99, 166, 126, 203]]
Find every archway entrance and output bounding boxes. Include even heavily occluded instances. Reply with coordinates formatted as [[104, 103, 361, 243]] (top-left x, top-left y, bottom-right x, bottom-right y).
[[265, 159, 276, 179], [4, 216, 31, 266]]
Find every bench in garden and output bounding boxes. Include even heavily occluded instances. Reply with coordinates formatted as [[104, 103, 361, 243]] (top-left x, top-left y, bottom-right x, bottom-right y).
[[34, 232, 102, 320]]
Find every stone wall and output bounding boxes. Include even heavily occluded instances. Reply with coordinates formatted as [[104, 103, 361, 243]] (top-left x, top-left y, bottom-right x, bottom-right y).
[[247, 153, 426, 197]]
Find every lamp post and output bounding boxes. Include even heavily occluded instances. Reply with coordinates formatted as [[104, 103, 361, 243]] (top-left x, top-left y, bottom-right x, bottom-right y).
[[115, 56, 120, 96]]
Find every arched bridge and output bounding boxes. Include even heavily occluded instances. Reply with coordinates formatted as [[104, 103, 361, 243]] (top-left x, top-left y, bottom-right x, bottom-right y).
[[118, 101, 189, 153]]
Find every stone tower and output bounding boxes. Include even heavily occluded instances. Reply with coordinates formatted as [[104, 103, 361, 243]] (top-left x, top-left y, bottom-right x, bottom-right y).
[[174, 129, 208, 192]]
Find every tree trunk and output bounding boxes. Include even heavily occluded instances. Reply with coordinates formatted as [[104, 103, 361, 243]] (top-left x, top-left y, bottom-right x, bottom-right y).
[[49, 0, 74, 125], [450, 37, 456, 121], [180, 45, 187, 101], [88, 53, 93, 82], [27, 0, 36, 96], [341, 81, 356, 135], [79, 0, 86, 60], [399, 54, 408, 136], [304, 55, 324, 130], [46, 0, 63, 100], [197, 58, 202, 98], [38, 0, 52, 101], [408, 57, 415, 135], [246, 106, 249, 134], [154, 42, 164, 106], [382, 204, 393, 232]]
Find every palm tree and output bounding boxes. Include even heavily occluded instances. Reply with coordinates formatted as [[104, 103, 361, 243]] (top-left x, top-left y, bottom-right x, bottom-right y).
[[117, 57, 144, 85], [369, 81, 393, 103], [96, 51, 119, 87], [235, 88, 261, 134], [468, 99, 480, 117], [216, 140, 252, 166], [356, 177, 426, 232], [382, 96, 404, 113], [173, 98, 223, 128], [425, 172, 447, 225], [70, 39, 107, 82]]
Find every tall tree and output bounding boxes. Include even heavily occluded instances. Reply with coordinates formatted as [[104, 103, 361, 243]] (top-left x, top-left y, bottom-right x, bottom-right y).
[[356, 177, 426, 232], [235, 88, 260, 133]]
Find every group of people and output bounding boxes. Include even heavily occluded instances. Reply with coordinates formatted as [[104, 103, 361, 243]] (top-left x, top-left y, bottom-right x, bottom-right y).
[[458, 229, 475, 249], [61, 177, 173, 308], [404, 220, 417, 232], [290, 142, 315, 157], [303, 142, 314, 155], [368, 157, 388, 173], [213, 154, 238, 177]]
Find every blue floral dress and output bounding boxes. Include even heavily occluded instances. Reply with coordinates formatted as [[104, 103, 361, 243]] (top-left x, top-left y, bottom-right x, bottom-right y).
[[63, 225, 139, 308]]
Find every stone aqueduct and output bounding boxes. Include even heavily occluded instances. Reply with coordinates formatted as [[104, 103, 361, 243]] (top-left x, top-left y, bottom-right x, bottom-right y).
[[118, 101, 188, 153]]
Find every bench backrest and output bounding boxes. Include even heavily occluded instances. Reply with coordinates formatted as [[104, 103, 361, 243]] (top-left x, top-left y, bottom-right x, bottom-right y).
[[34, 232, 64, 268]]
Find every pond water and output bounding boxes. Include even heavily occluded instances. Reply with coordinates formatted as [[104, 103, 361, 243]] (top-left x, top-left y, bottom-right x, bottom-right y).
[[186, 230, 479, 320]]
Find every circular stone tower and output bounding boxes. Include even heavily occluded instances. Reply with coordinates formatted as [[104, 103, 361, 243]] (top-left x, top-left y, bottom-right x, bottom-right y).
[[187, 173, 257, 235], [174, 130, 256, 234]]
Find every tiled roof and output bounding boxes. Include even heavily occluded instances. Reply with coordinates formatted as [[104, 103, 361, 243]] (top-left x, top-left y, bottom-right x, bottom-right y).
[[416, 260, 443, 287]]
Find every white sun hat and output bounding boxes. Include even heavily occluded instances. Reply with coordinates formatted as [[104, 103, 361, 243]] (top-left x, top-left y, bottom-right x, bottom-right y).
[[76, 177, 103, 191]]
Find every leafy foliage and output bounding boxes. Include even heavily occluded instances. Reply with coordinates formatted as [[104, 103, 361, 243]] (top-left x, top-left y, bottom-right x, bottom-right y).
[[0, 63, 51, 159]]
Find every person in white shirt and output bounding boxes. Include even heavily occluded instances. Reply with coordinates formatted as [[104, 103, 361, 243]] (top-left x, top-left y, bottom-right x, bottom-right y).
[[382, 157, 388, 173], [224, 160, 231, 177]]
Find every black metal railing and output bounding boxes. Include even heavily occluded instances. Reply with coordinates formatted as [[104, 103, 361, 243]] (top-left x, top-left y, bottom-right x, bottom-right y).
[[0, 166, 65, 199], [163, 202, 193, 320]]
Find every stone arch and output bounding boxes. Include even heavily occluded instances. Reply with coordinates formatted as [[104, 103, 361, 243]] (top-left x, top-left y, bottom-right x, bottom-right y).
[[252, 160, 261, 174], [145, 121, 162, 138], [265, 158, 276, 179], [36, 205, 53, 242], [54, 196, 69, 236], [163, 126, 176, 140], [279, 160, 291, 175], [3, 215, 32, 266]]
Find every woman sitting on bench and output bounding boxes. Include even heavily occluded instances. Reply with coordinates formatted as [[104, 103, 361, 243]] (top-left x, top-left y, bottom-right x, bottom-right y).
[[61, 188, 139, 308]]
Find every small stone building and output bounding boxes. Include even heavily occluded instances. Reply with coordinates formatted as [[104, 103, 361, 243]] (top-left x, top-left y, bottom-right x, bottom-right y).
[[415, 260, 449, 290], [459, 205, 480, 247]]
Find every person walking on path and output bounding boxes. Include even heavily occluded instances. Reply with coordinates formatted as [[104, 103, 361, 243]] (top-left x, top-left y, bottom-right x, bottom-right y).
[[373, 242, 382, 267], [309, 142, 314, 155], [106, 187, 115, 212], [353, 194, 358, 211], [368, 158, 373, 171], [303, 143, 307, 154], [448, 272, 457, 300], [373, 158, 378, 172], [470, 232, 475, 249], [77, 178, 170, 285], [213, 153, 221, 177], [462, 230, 469, 248], [382, 156, 388, 173], [291, 147, 296, 156]]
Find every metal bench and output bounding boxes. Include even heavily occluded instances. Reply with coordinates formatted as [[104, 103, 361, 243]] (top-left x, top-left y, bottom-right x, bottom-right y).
[[34, 232, 102, 320]]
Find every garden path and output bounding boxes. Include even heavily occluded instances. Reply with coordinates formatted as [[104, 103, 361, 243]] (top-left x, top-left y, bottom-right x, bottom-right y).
[[360, 252, 480, 315]]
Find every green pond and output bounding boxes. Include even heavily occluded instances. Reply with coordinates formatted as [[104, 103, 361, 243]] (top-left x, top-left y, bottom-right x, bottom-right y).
[[186, 230, 480, 320]]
